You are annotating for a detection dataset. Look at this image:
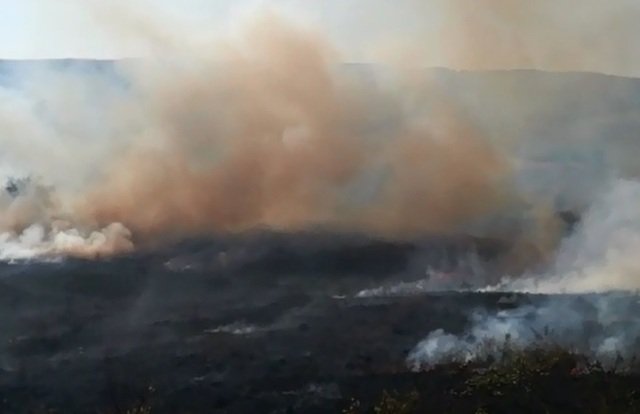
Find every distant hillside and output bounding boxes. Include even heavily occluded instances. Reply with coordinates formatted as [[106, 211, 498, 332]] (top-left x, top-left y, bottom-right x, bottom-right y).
[[1, 60, 639, 208], [0, 58, 119, 83]]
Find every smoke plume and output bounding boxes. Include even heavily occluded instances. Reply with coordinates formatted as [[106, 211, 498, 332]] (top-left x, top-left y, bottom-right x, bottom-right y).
[[1, 2, 639, 275], [0, 12, 519, 259]]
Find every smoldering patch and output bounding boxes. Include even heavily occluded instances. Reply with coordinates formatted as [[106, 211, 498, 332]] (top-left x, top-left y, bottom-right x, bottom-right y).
[[407, 292, 640, 370]]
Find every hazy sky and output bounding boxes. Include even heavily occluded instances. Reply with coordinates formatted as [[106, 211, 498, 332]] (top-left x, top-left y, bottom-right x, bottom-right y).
[[0, 0, 434, 59], [0, 0, 639, 76]]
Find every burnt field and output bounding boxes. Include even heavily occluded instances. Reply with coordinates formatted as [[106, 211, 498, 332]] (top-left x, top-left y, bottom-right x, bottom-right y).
[[2, 2, 640, 409], [1, 233, 639, 413]]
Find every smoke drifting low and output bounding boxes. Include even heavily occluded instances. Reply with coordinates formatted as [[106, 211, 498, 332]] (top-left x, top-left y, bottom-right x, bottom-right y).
[[407, 292, 640, 370], [493, 179, 640, 293], [0, 178, 133, 260], [406, 179, 640, 368]]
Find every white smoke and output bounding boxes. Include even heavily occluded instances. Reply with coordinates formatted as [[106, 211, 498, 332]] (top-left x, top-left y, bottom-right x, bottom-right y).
[[496, 179, 640, 293], [0, 222, 133, 262], [407, 293, 640, 370], [0, 177, 133, 262], [408, 179, 640, 369]]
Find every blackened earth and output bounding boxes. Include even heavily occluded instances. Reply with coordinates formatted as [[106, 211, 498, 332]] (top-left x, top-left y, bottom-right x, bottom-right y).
[[0, 232, 636, 413]]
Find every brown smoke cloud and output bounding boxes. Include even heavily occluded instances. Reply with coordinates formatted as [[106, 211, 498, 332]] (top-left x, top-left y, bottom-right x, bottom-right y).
[[0, 4, 582, 266], [361, 107, 510, 238], [71, 12, 515, 245]]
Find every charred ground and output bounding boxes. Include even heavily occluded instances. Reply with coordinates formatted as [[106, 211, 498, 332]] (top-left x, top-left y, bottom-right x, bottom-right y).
[[0, 231, 637, 413]]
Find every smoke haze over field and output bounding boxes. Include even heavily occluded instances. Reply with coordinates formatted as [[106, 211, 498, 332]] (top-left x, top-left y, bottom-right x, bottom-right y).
[[1, 2, 640, 300]]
